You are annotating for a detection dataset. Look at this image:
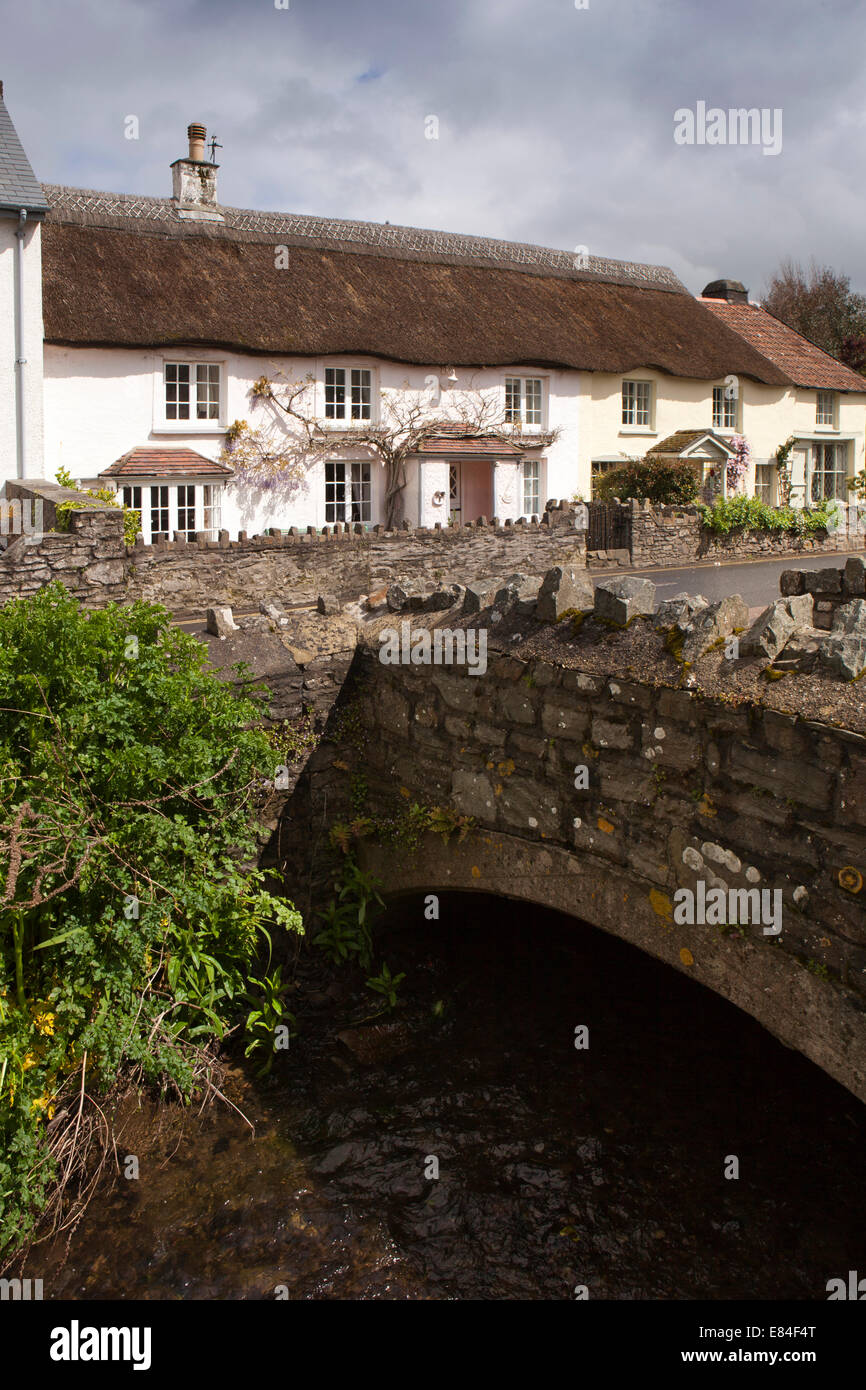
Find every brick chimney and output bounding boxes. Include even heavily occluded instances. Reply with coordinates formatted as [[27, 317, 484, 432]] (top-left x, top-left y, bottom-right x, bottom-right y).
[[170, 122, 223, 223], [702, 279, 749, 304]]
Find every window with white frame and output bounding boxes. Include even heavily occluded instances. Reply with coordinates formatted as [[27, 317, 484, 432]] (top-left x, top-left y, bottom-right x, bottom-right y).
[[325, 461, 372, 524], [202, 485, 221, 536], [712, 384, 737, 430], [129, 482, 224, 542], [811, 441, 847, 501], [816, 391, 837, 427], [753, 461, 775, 504], [177, 484, 196, 539], [165, 363, 221, 422], [120, 485, 142, 515], [325, 367, 372, 421], [505, 377, 544, 427], [150, 485, 170, 540], [522, 459, 541, 517], [622, 380, 652, 427]]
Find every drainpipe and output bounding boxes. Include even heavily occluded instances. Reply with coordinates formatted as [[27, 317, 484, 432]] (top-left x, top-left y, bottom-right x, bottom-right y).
[[14, 208, 27, 478]]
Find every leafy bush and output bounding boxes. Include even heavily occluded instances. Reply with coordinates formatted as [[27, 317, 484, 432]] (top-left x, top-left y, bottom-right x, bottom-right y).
[[699, 495, 840, 536], [594, 457, 699, 505], [0, 585, 302, 1254]]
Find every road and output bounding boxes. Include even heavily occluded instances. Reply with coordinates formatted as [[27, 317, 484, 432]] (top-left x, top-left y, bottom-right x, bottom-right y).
[[614, 548, 863, 609]]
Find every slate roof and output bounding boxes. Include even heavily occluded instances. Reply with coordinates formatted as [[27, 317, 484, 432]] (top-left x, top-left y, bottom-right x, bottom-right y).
[[701, 298, 866, 393], [100, 447, 233, 478], [0, 82, 48, 214]]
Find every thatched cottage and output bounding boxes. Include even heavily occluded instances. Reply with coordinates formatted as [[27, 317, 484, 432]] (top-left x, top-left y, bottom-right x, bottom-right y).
[[2, 89, 865, 541]]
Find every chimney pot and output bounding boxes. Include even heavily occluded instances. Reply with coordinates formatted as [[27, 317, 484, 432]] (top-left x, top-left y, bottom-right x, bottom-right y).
[[187, 122, 207, 162]]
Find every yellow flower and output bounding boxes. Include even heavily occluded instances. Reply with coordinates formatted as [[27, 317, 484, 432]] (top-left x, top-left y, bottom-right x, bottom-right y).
[[33, 1011, 55, 1036], [31, 1093, 54, 1116], [22, 1051, 37, 1070]]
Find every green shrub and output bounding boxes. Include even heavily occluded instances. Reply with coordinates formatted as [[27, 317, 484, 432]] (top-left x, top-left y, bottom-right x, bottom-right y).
[[594, 457, 699, 505], [699, 495, 839, 536], [0, 585, 302, 1254]]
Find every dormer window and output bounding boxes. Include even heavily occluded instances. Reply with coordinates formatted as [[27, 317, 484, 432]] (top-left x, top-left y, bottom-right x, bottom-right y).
[[816, 391, 837, 428], [164, 362, 220, 422]]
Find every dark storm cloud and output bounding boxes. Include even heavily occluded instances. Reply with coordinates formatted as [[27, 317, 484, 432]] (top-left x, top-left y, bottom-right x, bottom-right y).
[[2, 0, 865, 295]]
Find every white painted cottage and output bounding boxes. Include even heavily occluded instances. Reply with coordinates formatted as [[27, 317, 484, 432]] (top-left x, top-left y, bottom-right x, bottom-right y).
[[2, 95, 865, 541]]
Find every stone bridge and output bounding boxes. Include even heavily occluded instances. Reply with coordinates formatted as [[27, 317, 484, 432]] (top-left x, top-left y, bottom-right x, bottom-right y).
[[281, 625, 866, 1103]]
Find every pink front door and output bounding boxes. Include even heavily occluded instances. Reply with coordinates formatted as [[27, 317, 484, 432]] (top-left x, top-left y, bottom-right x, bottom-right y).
[[453, 459, 493, 523]]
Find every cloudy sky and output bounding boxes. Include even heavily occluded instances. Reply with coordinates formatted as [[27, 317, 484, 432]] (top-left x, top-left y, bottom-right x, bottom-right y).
[[2, 0, 865, 296]]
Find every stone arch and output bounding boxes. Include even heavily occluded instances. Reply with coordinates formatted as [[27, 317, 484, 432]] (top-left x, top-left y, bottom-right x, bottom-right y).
[[361, 830, 866, 1104]]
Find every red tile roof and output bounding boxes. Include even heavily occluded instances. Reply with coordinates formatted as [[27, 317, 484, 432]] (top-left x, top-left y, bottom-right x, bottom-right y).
[[416, 435, 525, 456], [100, 447, 233, 478], [701, 299, 866, 392]]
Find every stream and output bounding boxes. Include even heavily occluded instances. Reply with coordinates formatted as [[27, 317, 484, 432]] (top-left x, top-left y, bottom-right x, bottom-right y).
[[33, 893, 866, 1300]]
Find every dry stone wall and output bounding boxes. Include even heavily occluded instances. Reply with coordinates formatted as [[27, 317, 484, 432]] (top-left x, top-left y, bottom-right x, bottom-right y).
[[629, 500, 855, 568], [0, 487, 587, 614]]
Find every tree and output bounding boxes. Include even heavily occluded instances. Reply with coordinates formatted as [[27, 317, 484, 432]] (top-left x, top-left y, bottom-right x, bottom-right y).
[[761, 259, 866, 367], [221, 374, 557, 529]]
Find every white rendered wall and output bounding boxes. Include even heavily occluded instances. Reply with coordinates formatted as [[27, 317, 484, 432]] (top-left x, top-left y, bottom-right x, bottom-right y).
[[0, 217, 44, 485], [43, 349, 585, 536], [42, 343, 864, 536]]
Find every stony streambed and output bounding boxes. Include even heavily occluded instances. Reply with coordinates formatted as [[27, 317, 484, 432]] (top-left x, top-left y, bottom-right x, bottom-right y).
[[35, 894, 866, 1300]]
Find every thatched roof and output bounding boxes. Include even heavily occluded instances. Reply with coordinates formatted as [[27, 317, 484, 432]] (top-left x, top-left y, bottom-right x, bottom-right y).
[[40, 184, 792, 385]]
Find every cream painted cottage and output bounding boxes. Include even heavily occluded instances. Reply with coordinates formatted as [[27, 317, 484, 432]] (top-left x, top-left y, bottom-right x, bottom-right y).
[[2, 92, 865, 542]]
